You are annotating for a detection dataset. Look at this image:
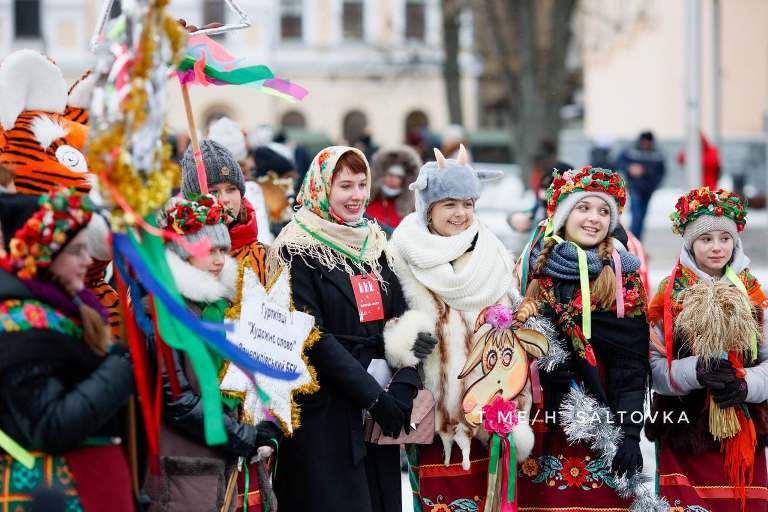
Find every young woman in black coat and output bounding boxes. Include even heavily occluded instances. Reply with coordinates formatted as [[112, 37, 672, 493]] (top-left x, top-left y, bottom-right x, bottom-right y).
[[0, 189, 135, 511], [268, 146, 435, 512]]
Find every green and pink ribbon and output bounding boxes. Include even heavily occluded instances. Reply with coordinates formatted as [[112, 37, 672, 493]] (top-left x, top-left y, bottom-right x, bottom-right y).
[[176, 35, 308, 102], [483, 395, 518, 512]]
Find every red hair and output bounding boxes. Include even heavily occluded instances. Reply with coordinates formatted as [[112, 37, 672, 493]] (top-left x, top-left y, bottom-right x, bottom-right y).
[[333, 150, 368, 178]]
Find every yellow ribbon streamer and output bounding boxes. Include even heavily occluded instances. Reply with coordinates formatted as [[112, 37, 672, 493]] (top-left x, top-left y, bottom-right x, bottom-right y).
[[724, 265, 759, 361], [0, 429, 34, 469], [547, 235, 591, 340]]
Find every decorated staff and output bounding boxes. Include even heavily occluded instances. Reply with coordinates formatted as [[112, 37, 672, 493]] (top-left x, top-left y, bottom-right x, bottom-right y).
[[518, 166, 664, 511], [85, 0, 300, 476], [646, 187, 768, 512], [460, 302, 549, 512]]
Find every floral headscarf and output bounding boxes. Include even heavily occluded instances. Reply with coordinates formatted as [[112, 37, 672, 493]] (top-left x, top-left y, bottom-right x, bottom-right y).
[[297, 146, 371, 225]]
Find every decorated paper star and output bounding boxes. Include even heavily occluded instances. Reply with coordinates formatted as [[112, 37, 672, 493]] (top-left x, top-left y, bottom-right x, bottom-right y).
[[220, 267, 318, 434]]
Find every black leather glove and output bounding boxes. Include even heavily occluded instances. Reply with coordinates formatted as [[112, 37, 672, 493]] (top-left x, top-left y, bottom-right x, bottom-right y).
[[611, 433, 642, 477], [712, 379, 748, 408], [254, 420, 283, 450], [412, 332, 437, 361], [696, 358, 737, 390], [369, 391, 406, 437]]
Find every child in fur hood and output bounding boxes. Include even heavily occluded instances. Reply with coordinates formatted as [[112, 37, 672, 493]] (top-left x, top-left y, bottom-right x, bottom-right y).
[[385, 145, 546, 512], [142, 195, 280, 512], [646, 187, 768, 512]]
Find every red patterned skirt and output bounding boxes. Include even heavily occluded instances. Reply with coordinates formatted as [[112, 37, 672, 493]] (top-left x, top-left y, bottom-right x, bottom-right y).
[[657, 442, 768, 512], [517, 422, 633, 511], [408, 437, 489, 512]]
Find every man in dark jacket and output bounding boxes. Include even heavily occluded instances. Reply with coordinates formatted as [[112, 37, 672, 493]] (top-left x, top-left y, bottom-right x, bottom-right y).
[[615, 131, 666, 239]]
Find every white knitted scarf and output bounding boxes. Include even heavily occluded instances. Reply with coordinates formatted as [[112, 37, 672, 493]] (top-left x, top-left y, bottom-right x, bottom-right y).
[[390, 213, 514, 311]]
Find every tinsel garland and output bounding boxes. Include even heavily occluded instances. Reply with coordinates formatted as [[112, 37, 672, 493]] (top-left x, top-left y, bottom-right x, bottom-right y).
[[559, 385, 669, 512]]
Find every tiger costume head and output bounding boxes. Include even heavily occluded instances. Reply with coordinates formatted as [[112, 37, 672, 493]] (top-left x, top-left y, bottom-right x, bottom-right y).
[[0, 49, 95, 196]]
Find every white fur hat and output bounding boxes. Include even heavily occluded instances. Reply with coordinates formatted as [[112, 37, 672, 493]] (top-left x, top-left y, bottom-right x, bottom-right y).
[[409, 145, 502, 225]]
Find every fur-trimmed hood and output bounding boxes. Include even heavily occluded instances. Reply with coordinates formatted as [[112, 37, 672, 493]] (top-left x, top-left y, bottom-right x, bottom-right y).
[[165, 249, 237, 303], [369, 146, 421, 217]]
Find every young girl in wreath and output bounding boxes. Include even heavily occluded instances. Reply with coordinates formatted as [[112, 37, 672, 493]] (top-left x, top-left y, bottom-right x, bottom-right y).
[[142, 194, 280, 512], [645, 187, 768, 512], [518, 166, 650, 510]]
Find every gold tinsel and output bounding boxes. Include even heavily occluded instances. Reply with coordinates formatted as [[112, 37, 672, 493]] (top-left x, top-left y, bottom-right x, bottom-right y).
[[222, 262, 320, 435], [88, 0, 186, 229]]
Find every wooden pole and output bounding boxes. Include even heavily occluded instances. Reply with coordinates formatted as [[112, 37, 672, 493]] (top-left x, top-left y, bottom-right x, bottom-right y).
[[179, 81, 209, 194], [221, 461, 240, 512]]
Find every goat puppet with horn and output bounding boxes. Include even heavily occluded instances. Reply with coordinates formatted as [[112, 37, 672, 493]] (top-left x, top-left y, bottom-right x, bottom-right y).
[[458, 300, 548, 512]]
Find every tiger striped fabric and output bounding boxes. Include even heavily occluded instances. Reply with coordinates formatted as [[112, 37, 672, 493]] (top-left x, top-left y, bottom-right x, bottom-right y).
[[0, 111, 91, 196], [232, 241, 268, 286], [85, 259, 122, 339]]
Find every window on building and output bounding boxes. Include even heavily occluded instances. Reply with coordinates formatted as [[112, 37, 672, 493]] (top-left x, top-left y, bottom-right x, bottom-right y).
[[281, 111, 307, 129], [343, 110, 368, 144], [342, 0, 364, 41], [280, 0, 303, 41], [14, 0, 41, 38], [405, 0, 426, 41]]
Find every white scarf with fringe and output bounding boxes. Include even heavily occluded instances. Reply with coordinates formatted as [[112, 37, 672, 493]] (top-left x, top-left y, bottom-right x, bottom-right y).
[[268, 206, 390, 281]]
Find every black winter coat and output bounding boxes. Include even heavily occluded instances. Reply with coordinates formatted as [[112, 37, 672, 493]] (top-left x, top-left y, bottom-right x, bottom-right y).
[[543, 281, 650, 439], [273, 253, 414, 512], [155, 342, 282, 457], [0, 270, 135, 454]]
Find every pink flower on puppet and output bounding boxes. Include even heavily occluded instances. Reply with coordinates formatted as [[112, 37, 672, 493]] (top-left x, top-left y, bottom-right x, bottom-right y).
[[484, 304, 515, 330], [482, 395, 518, 435]]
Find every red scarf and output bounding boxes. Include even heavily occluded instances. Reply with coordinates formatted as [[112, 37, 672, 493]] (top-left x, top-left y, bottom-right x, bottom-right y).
[[230, 198, 259, 251]]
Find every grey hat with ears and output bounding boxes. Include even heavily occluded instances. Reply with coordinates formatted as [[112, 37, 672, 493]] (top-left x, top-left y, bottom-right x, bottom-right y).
[[409, 144, 503, 225]]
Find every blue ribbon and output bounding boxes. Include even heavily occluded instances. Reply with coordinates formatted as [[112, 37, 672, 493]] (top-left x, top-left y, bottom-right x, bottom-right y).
[[112, 233, 299, 381]]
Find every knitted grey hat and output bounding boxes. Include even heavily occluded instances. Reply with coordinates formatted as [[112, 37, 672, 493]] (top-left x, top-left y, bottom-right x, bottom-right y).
[[181, 139, 245, 196], [551, 190, 620, 235], [682, 215, 738, 250], [409, 145, 502, 225], [167, 223, 231, 260]]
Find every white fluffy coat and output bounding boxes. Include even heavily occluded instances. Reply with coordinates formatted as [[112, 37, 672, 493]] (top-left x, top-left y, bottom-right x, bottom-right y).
[[385, 246, 535, 470]]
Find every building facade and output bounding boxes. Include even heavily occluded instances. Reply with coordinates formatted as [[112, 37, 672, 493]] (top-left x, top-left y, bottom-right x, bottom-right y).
[[0, 0, 480, 148]]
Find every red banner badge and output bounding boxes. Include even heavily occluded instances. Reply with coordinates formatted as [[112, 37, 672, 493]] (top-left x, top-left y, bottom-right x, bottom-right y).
[[350, 274, 385, 323]]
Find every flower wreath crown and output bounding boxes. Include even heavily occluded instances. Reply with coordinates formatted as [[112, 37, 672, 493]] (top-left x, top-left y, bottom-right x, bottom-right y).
[[7, 188, 95, 280], [163, 194, 229, 236], [545, 166, 626, 219], [670, 187, 747, 235]]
